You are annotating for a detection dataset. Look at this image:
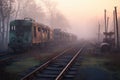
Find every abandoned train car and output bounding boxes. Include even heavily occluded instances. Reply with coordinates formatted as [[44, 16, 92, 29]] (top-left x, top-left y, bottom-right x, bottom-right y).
[[8, 18, 53, 51], [8, 18, 77, 52]]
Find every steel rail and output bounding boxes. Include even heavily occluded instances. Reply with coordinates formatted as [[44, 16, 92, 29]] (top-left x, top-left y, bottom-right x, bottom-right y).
[[20, 47, 72, 80], [0, 54, 19, 63], [55, 48, 83, 80]]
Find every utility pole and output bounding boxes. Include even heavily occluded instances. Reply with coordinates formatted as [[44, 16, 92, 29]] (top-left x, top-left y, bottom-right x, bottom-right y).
[[104, 9, 107, 33], [113, 10, 116, 35], [113, 10, 116, 47], [114, 6, 119, 48], [106, 17, 109, 33], [98, 23, 100, 42], [104, 9, 107, 39]]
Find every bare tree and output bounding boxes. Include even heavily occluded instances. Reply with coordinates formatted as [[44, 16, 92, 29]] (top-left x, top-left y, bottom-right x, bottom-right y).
[[0, 0, 14, 50], [14, 0, 45, 23], [53, 11, 70, 31], [41, 0, 57, 26], [14, 0, 30, 19], [21, 0, 45, 22], [41, 0, 70, 30]]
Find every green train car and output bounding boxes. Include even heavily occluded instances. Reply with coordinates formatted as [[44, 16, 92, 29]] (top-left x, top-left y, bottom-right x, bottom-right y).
[[8, 18, 53, 52]]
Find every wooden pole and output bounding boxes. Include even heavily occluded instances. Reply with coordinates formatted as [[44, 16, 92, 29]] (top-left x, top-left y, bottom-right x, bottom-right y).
[[104, 9, 107, 32], [104, 9, 107, 39], [113, 10, 116, 47], [114, 7, 119, 48], [98, 23, 100, 42], [106, 17, 109, 33]]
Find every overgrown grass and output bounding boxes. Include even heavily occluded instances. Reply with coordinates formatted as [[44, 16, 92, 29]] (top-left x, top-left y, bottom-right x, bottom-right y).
[[81, 57, 108, 67], [4, 51, 61, 80], [5, 57, 40, 73]]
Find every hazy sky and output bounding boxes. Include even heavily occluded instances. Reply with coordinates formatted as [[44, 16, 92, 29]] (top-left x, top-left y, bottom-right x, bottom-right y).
[[37, 0, 120, 39]]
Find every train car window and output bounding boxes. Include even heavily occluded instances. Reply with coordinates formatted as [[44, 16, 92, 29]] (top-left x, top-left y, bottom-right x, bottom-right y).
[[34, 26, 36, 37], [42, 28, 47, 33], [45, 29, 47, 33], [38, 27, 41, 32], [12, 26, 14, 30], [10, 26, 16, 31], [42, 28, 44, 33], [14, 26, 16, 30], [43, 29, 45, 33], [10, 26, 13, 30], [48, 31, 50, 39]]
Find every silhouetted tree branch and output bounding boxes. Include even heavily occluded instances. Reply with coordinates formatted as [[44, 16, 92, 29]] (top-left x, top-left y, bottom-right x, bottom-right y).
[[41, 0, 70, 30]]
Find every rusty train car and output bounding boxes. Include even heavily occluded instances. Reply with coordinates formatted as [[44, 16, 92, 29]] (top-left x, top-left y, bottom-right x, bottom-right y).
[[53, 29, 77, 44], [8, 18, 77, 52], [8, 18, 53, 51]]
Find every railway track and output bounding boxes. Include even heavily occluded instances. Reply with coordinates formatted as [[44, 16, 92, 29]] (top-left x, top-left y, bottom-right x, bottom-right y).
[[20, 46, 84, 80], [0, 52, 22, 64], [0, 53, 14, 63]]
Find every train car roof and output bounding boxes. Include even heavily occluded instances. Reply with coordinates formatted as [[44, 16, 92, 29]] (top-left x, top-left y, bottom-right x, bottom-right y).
[[10, 19, 33, 26], [34, 22, 51, 29], [10, 19, 51, 30]]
